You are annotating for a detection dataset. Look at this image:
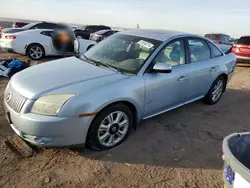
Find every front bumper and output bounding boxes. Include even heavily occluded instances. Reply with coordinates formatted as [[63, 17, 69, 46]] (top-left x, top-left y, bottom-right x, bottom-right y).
[[3, 100, 94, 147], [236, 55, 250, 63]]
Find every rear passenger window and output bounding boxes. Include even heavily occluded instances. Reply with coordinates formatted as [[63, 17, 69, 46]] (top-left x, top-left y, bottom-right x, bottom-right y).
[[33, 23, 57, 29], [188, 39, 211, 63], [40, 31, 53, 37], [207, 41, 223, 58], [222, 35, 230, 44]]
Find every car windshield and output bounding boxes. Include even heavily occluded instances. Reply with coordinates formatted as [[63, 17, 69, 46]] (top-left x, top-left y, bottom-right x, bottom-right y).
[[22, 23, 37, 29], [83, 34, 162, 74]]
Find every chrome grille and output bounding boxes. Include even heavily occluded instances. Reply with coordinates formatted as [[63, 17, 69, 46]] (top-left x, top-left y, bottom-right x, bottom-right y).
[[5, 86, 27, 113]]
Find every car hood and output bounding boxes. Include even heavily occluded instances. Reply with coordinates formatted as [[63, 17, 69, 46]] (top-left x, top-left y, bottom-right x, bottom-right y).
[[1, 28, 26, 33], [11, 57, 127, 99]]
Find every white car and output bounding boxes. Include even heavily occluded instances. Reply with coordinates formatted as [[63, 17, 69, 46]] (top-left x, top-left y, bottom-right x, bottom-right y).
[[0, 29, 96, 60]]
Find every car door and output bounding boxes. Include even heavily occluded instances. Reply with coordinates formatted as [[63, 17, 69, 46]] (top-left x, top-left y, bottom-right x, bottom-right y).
[[39, 30, 56, 55], [143, 39, 190, 117], [187, 38, 219, 99]]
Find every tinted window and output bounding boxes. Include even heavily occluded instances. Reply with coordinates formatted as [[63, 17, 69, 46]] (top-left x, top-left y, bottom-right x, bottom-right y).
[[154, 40, 186, 67], [207, 41, 223, 58], [85, 26, 93, 31], [32, 23, 57, 29], [40, 31, 53, 37], [102, 26, 111, 30], [205, 34, 219, 41], [188, 39, 211, 62], [221, 35, 230, 44], [220, 35, 226, 43], [91, 26, 99, 32], [237, 37, 250, 45], [97, 26, 104, 31]]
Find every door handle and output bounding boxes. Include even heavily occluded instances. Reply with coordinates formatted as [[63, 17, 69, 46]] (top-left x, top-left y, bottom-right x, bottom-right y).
[[178, 75, 188, 81], [210, 66, 217, 71]]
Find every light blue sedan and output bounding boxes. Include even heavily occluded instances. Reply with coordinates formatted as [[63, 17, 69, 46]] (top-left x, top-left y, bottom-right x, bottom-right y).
[[4, 30, 236, 150]]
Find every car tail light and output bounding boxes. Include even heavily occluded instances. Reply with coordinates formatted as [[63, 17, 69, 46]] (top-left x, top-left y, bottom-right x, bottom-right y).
[[231, 44, 240, 53], [5, 35, 16, 39]]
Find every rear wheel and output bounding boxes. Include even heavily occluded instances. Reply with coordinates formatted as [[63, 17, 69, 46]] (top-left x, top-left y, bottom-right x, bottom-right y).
[[204, 76, 226, 105], [87, 104, 133, 150], [27, 44, 45, 60]]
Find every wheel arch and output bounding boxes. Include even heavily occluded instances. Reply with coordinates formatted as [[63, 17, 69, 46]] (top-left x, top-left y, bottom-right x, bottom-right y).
[[25, 43, 45, 55], [217, 73, 228, 92], [206, 73, 228, 95], [92, 100, 139, 130]]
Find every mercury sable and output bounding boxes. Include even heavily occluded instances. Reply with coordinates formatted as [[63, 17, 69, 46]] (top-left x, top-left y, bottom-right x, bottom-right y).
[[4, 30, 236, 150]]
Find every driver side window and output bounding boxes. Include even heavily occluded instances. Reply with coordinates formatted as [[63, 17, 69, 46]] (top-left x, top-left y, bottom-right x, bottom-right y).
[[154, 39, 185, 67]]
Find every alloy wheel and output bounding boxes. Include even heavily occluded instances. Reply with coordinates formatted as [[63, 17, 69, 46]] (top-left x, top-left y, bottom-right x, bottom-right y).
[[212, 80, 223, 102], [29, 46, 43, 59], [98, 111, 129, 147]]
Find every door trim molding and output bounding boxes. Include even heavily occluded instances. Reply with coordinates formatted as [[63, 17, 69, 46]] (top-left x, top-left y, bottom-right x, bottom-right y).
[[142, 95, 204, 120]]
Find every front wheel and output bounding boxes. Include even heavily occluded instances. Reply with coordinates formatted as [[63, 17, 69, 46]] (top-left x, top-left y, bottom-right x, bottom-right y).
[[204, 76, 226, 105], [87, 104, 133, 150]]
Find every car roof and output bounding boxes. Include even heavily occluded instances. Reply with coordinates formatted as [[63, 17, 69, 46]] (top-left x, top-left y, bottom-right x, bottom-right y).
[[120, 29, 197, 41], [13, 29, 53, 34]]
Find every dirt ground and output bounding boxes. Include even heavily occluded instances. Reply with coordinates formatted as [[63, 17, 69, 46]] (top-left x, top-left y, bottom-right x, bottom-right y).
[[0, 52, 250, 188]]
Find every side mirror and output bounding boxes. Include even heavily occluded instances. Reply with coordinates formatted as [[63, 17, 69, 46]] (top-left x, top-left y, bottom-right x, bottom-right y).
[[152, 63, 172, 73]]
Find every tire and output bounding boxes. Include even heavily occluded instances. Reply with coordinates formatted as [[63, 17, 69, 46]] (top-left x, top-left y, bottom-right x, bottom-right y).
[[26, 44, 45, 60], [204, 76, 226, 105], [87, 103, 134, 151]]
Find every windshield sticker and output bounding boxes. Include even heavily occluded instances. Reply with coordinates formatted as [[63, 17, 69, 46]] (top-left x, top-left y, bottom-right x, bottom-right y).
[[137, 40, 154, 49]]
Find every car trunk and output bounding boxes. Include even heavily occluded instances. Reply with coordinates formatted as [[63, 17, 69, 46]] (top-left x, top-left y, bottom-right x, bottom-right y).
[[1, 28, 26, 34], [232, 37, 250, 57]]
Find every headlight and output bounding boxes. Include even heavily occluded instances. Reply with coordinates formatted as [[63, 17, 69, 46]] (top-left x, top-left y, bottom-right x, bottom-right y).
[[31, 94, 75, 116]]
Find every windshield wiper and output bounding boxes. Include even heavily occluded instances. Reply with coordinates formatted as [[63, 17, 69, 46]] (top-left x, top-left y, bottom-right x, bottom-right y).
[[78, 55, 126, 75], [96, 61, 120, 73], [78, 55, 97, 66], [88, 59, 124, 74]]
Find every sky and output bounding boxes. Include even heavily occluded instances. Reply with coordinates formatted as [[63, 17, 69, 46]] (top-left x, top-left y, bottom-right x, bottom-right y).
[[0, 0, 249, 37]]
